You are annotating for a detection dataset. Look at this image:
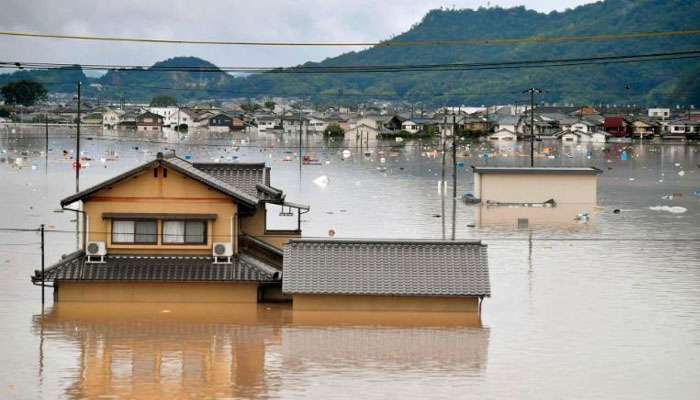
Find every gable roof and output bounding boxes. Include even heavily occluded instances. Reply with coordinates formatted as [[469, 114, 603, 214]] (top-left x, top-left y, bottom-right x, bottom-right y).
[[60, 152, 260, 207], [282, 239, 490, 297]]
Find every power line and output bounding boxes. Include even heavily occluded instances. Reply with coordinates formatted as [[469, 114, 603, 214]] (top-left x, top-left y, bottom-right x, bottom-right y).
[[1, 227, 699, 242], [0, 29, 698, 47], [2, 49, 698, 74]]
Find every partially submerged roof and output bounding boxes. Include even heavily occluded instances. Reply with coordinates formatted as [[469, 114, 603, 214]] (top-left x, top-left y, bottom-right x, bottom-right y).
[[32, 251, 281, 283], [472, 166, 602, 175], [282, 239, 490, 297], [60, 152, 299, 208]]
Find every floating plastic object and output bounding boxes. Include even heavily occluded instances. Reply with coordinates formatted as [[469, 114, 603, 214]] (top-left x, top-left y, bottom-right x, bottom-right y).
[[395, 137, 404, 143], [629, 178, 635, 181], [328, 229, 336, 237], [379, 157, 386, 164], [649, 205, 687, 214], [620, 150, 628, 161], [184, 154, 193, 161], [613, 209, 621, 214], [313, 175, 329, 188], [693, 190, 700, 197], [456, 161, 465, 169], [678, 170, 686, 176], [31, 165, 37, 170], [342, 149, 351, 159], [574, 212, 589, 223], [674, 163, 681, 167], [461, 193, 481, 204], [661, 194, 675, 200]]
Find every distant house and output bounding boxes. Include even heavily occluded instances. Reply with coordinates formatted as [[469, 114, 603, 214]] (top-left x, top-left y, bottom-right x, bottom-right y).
[[460, 117, 493, 134], [629, 119, 656, 138], [556, 129, 606, 143], [570, 121, 596, 133], [603, 117, 629, 137], [488, 128, 518, 141], [306, 115, 329, 133], [208, 113, 233, 132], [648, 108, 670, 120], [352, 122, 380, 142], [667, 119, 700, 138], [381, 115, 406, 131], [472, 166, 602, 204], [283, 239, 490, 312], [136, 111, 164, 132], [401, 119, 423, 134], [231, 116, 246, 131], [102, 109, 124, 129], [282, 116, 309, 134], [82, 112, 103, 125], [494, 115, 520, 134], [255, 115, 279, 131], [149, 107, 180, 127]]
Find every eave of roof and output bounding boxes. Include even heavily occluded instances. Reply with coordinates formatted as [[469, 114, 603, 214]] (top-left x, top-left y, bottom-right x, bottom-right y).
[[60, 155, 260, 207]]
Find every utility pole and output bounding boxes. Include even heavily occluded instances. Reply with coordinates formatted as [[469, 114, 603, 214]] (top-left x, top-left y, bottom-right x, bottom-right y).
[[298, 108, 303, 172], [75, 82, 81, 251], [76, 82, 81, 192], [44, 114, 48, 172], [40, 224, 45, 305], [524, 88, 543, 167], [452, 113, 457, 200]]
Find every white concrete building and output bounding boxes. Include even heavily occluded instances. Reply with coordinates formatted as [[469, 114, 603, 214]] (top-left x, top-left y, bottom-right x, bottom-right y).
[[648, 108, 670, 120]]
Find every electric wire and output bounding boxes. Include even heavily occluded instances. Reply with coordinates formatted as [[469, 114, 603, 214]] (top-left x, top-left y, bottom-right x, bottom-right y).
[[0, 29, 698, 47]]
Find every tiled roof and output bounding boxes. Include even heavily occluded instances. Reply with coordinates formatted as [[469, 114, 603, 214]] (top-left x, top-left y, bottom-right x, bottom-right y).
[[32, 251, 280, 283], [193, 162, 268, 197], [60, 153, 260, 207], [282, 239, 490, 297]]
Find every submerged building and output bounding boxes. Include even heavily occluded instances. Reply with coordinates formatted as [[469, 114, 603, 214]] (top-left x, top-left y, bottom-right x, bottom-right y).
[[32, 152, 491, 312], [33, 151, 308, 303]]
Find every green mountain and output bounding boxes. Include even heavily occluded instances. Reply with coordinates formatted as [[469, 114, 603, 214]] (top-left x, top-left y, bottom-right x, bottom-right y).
[[233, 0, 700, 106], [96, 56, 235, 100], [1, 0, 698, 106]]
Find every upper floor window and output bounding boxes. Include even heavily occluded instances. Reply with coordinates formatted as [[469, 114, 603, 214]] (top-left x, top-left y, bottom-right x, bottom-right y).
[[112, 220, 157, 244], [162, 220, 207, 244]]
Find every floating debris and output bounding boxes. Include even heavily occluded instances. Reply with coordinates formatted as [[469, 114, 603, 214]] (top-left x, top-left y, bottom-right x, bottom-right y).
[[342, 149, 351, 159], [678, 170, 686, 176], [649, 205, 687, 214], [613, 209, 621, 214], [313, 175, 329, 188]]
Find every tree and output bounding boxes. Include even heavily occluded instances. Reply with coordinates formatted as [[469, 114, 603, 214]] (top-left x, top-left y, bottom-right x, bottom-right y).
[[323, 123, 345, 137], [0, 108, 10, 118], [1, 80, 47, 106], [241, 102, 262, 113], [264, 101, 276, 110], [150, 95, 178, 107]]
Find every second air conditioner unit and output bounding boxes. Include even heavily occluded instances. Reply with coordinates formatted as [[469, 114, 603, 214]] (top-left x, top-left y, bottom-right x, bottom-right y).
[[212, 242, 233, 264], [86, 241, 106, 263]]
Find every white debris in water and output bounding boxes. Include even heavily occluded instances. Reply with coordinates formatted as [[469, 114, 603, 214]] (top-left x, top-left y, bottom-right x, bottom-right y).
[[313, 175, 329, 188], [628, 178, 635, 181], [678, 170, 686, 176], [379, 157, 386, 164], [342, 149, 351, 159], [649, 205, 687, 214], [674, 163, 681, 167]]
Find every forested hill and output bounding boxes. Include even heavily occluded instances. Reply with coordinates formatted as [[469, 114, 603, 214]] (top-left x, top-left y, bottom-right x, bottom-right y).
[[1, 0, 699, 106], [233, 0, 700, 106]]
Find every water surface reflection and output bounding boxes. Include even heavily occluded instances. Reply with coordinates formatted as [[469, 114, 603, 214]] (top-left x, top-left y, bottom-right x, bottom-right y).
[[34, 303, 488, 399]]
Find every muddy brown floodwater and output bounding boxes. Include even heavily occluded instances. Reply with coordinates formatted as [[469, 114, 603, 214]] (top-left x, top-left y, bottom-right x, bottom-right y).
[[1, 126, 700, 399]]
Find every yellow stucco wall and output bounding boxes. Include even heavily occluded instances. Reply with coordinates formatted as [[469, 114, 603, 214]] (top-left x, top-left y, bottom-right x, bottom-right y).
[[83, 166, 238, 255], [475, 203, 596, 227], [292, 294, 480, 312], [239, 207, 300, 249], [56, 281, 259, 303], [475, 173, 598, 204]]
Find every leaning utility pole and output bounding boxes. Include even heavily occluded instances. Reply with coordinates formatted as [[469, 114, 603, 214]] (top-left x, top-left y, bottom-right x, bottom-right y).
[[44, 114, 48, 172], [524, 88, 543, 167]]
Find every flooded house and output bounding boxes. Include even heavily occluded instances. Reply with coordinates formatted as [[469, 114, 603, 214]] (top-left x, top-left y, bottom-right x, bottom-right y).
[[32, 151, 309, 303], [282, 239, 490, 313], [135, 111, 164, 132], [471, 166, 602, 228]]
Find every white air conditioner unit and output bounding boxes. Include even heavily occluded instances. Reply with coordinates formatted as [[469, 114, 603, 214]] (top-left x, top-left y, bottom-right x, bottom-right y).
[[212, 242, 233, 263], [86, 241, 106, 263]]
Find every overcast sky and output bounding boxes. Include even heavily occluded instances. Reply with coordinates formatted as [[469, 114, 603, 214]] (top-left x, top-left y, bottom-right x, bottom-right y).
[[0, 0, 594, 73]]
